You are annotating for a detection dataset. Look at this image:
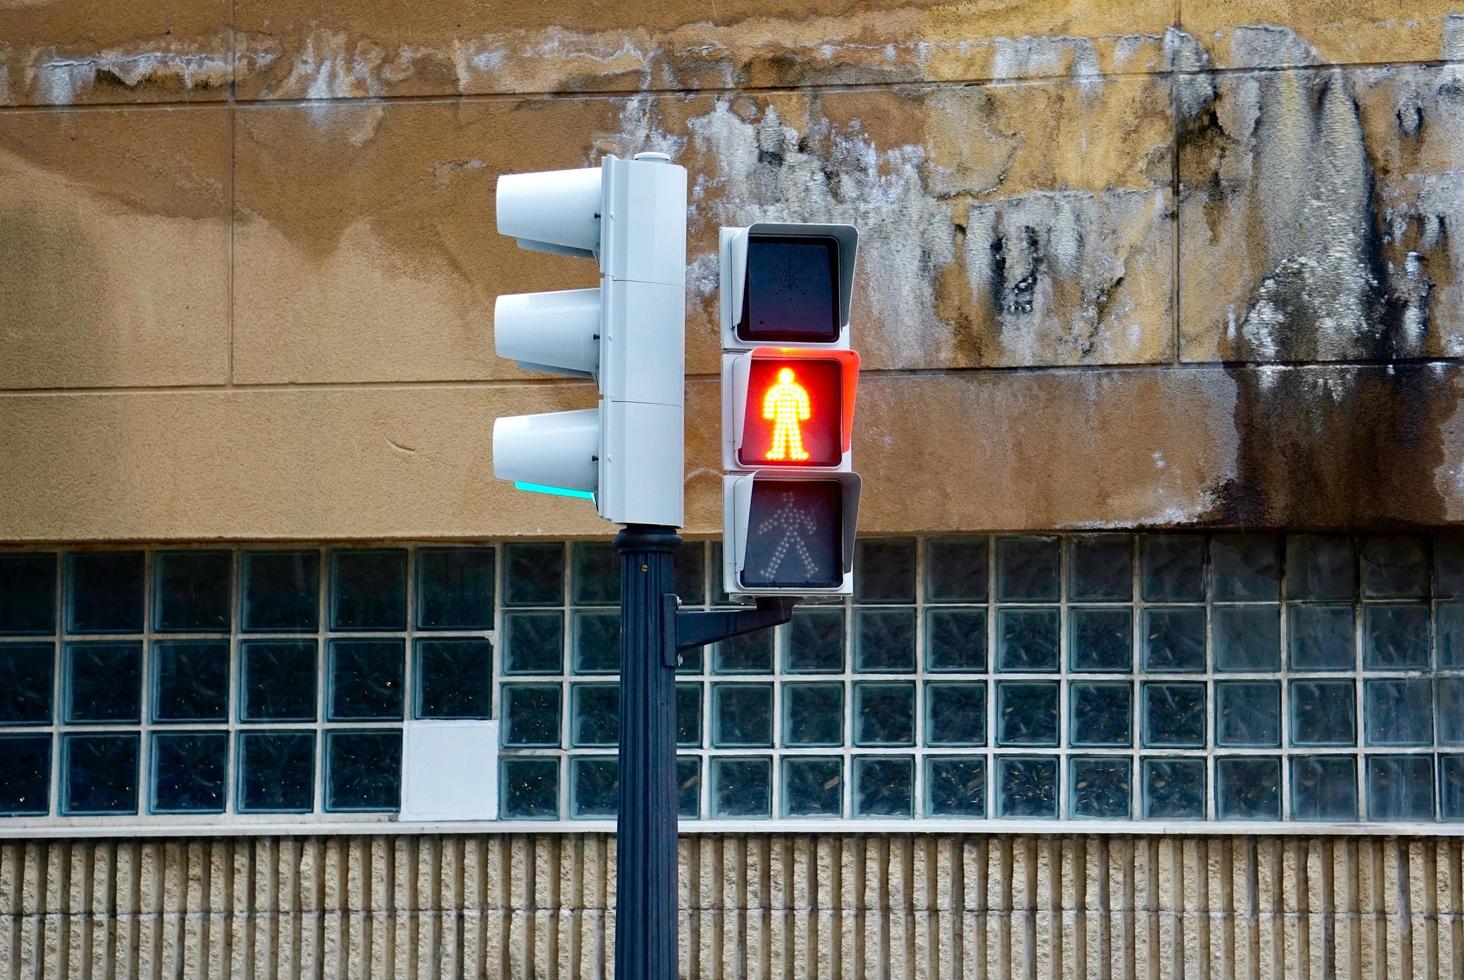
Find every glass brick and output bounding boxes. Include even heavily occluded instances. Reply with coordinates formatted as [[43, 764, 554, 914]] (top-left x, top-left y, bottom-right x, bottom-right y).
[[783, 683, 843, 747], [153, 640, 229, 723], [1068, 535, 1132, 601], [62, 733, 138, 815], [1070, 681, 1132, 747], [1437, 536, 1464, 597], [65, 642, 141, 723], [0, 553, 56, 635], [1364, 678, 1433, 746], [784, 607, 844, 673], [1069, 607, 1132, 672], [995, 681, 1059, 747], [1439, 601, 1464, 668], [1438, 677, 1464, 746], [153, 551, 231, 632], [926, 757, 986, 817], [1141, 607, 1205, 672], [571, 684, 619, 747], [1441, 756, 1464, 821], [501, 684, 561, 747], [241, 551, 319, 632], [504, 542, 564, 606], [1360, 534, 1429, 598], [713, 684, 773, 747], [571, 542, 619, 605], [924, 609, 987, 672], [415, 638, 492, 719], [500, 758, 559, 819], [415, 548, 494, 629], [1216, 756, 1281, 820], [853, 682, 915, 747], [329, 549, 406, 631], [237, 730, 315, 812], [855, 538, 916, 603], [66, 552, 145, 634], [1142, 682, 1206, 748], [325, 730, 400, 812], [150, 732, 226, 814], [853, 608, 915, 672], [710, 541, 731, 606], [1364, 604, 1429, 669], [1291, 756, 1358, 821], [1288, 603, 1355, 670], [996, 608, 1059, 672], [503, 611, 564, 674], [674, 545, 706, 606], [676, 683, 702, 747], [925, 536, 988, 602], [1286, 535, 1355, 600], [677, 646, 703, 674], [1210, 534, 1280, 601], [1212, 605, 1280, 672], [0, 644, 53, 724], [572, 611, 620, 674], [854, 757, 913, 817], [0, 734, 50, 815], [1140, 536, 1205, 602], [996, 756, 1058, 818], [1070, 757, 1131, 820], [239, 640, 317, 722], [1215, 681, 1281, 747], [1367, 755, 1435, 821], [677, 757, 701, 818], [715, 629, 773, 674], [925, 682, 986, 747], [1142, 758, 1206, 819], [326, 639, 403, 721], [783, 757, 843, 817], [712, 757, 771, 818], [1289, 680, 1356, 747], [996, 536, 1059, 602], [570, 757, 618, 818]]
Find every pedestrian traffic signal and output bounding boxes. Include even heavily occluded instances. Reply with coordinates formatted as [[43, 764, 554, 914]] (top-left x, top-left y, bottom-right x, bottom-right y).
[[490, 153, 688, 526], [719, 223, 862, 597], [722, 347, 859, 469]]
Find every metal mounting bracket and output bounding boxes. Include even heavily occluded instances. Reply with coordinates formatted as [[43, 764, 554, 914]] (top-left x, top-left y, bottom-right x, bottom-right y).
[[660, 595, 797, 667]]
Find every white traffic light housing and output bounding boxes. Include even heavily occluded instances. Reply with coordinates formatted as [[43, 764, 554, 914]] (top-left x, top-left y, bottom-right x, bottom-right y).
[[720, 223, 862, 597], [490, 153, 688, 526]]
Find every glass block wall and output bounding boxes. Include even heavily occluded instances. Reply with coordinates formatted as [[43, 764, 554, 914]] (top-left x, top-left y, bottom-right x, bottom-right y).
[[3, 534, 1464, 826]]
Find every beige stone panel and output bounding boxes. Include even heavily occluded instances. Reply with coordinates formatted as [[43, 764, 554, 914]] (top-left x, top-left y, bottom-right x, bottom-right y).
[[1181, 3, 1464, 70], [0, 106, 230, 389], [0, 0, 229, 106], [234, 81, 1173, 386], [1179, 64, 1464, 363], [7, 362, 1464, 541], [232, 0, 1176, 102]]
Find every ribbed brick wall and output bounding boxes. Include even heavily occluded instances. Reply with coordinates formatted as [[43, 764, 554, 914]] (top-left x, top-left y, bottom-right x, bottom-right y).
[[2, 833, 1461, 978]]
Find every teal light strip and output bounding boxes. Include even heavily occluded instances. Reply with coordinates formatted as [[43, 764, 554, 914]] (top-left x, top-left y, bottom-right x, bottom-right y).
[[515, 481, 596, 501]]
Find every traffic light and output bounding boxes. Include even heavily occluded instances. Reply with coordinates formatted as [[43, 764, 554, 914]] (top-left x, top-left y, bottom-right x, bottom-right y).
[[719, 223, 862, 597], [490, 152, 688, 527]]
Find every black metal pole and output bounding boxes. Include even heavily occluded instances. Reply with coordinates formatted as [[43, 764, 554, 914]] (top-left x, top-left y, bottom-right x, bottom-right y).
[[613, 523, 680, 980]]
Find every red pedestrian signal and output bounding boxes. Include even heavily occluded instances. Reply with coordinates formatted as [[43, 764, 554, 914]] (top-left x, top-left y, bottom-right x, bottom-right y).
[[724, 348, 859, 471]]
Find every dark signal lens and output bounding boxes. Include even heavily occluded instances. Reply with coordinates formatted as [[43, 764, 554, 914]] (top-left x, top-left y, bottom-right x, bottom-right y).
[[741, 480, 843, 589], [738, 235, 840, 343], [738, 358, 842, 467]]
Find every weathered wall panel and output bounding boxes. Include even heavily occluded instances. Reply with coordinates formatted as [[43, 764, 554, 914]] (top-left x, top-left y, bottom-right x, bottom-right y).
[[1, 833, 1461, 978]]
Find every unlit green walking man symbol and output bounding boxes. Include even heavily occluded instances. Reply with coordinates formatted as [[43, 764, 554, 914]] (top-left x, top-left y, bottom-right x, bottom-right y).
[[757, 491, 820, 579]]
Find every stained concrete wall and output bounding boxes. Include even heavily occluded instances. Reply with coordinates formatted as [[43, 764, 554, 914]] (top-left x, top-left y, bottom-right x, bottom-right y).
[[3, 4, 1464, 540], [2, 833, 1463, 979]]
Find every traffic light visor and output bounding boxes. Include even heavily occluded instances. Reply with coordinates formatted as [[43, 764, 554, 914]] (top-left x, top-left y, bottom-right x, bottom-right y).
[[737, 234, 840, 343]]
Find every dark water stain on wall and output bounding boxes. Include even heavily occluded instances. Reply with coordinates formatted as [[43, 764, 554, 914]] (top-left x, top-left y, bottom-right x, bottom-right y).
[[1206, 364, 1459, 527]]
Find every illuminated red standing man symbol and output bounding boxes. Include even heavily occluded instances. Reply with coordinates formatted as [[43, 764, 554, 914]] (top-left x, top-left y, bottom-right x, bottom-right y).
[[762, 367, 811, 461]]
